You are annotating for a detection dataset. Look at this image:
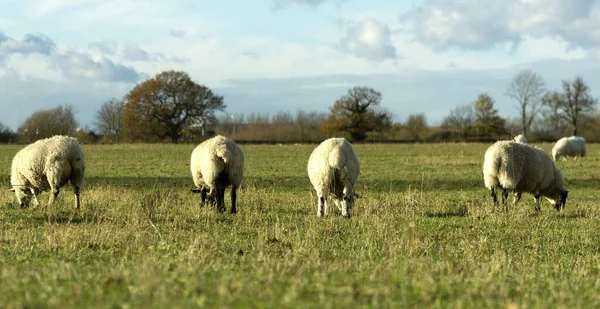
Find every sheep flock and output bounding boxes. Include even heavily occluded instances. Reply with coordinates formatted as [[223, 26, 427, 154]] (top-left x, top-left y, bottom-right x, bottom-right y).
[[7, 133, 586, 215]]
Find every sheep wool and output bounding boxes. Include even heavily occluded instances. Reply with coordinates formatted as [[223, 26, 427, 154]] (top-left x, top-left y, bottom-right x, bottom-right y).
[[513, 134, 527, 144], [10, 135, 85, 209], [483, 140, 568, 211], [552, 136, 586, 161], [190, 135, 244, 214], [307, 137, 360, 217]]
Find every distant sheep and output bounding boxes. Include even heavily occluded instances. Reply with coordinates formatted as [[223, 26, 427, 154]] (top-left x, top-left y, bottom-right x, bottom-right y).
[[190, 135, 244, 214], [10, 135, 85, 209], [513, 134, 527, 144], [552, 136, 586, 161], [307, 137, 360, 217], [483, 141, 568, 211]]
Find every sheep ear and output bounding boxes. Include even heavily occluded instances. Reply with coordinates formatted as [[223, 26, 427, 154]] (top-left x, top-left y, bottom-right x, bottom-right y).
[[191, 188, 202, 193]]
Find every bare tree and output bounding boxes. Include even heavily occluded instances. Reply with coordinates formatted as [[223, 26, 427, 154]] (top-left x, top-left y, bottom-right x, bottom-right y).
[[442, 104, 475, 128], [18, 104, 78, 143], [406, 113, 427, 140], [505, 70, 545, 137], [542, 76, 598, 136], [95, 98, 125, 143], [0, 122, 15, 143]]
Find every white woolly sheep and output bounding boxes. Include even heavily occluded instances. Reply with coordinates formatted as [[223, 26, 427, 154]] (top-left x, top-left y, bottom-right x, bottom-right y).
[[10, 135, 85, 209], [307, 137, 360, 218], [513, 134, 527, 144], [190, 135, 244, 214], [483, 140, 568, 211], [552, 136, 586, 161]]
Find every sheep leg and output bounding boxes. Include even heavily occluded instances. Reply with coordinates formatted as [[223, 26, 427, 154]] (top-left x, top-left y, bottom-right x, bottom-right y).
[[341, 197, 351, 218], [317, 196, 325, 217], [501, 189, 509, 205], [513, 192, 522, 204], [30, 188, 41, 208], [48, 188, 60, 206], [491, 188, 498, 204], [216, 188, 226, 212], [199, 188, 208, 208], [74, 186, 81, 209], [534, 193, 541, 211], [230, 185, 237, 214]]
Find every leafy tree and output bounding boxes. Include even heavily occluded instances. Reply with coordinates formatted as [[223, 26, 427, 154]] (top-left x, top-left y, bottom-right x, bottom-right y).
[[18, 104, 78, 142], [542, 76, 598, 136], [406, 113, 427, 140], [95, 98, 125, 143], [473, 93, 505, 138], [505, 70, 545, 137], [0, 122, 15, 143], [123, 70, 226, 143], [322, 86, 392, 141]]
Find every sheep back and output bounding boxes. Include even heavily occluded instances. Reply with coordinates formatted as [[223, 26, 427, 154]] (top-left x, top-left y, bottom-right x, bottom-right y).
[[513, 134, 527, 144], [190, 135, 244, 191], [552, 136, 586, 161], [307, 137, 360, 197], [11, 135, 85, 191], [483, 140, 566, 204]]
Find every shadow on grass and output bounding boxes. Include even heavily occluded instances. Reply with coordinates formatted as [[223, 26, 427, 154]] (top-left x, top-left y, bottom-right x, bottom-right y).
[[557, 209, 587, 219], [425, 206, 469, 218], [32, 211, 85, 224]]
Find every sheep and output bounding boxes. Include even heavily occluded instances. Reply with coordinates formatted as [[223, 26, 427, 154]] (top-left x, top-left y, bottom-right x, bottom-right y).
[[513, 134, 527, 144], [190, 135, 244, 214], [10, 135, 85, 209], [483, 140, 568, 211], [552, 136, 586, 161], [307, 137, 360, 218]]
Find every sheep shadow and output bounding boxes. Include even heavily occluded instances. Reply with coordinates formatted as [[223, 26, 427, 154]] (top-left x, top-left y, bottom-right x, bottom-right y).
[[425, 206, 469, 218]]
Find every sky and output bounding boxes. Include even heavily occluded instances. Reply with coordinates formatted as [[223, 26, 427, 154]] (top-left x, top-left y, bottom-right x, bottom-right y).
[[1, 0, 600, 130]]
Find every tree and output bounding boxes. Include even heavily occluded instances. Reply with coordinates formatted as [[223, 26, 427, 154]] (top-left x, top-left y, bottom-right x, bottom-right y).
[[0, 122, 15, 143], [473, 93, 505, 138], [95, 98, 125, 143], [505, 70, 545, 137], [123, 70, 226, 143], [442, 104, 475, 128], [406, 113, 427, 140], [18, 104, 78, 142], [542, 76, 598, 136], [322, 86, 392, 141]]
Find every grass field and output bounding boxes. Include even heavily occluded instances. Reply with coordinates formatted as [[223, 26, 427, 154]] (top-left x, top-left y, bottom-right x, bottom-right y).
[[1, 142, 600, 308]]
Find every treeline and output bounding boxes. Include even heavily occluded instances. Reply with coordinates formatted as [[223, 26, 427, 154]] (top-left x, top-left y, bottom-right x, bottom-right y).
[[1, 70, 598, 144]]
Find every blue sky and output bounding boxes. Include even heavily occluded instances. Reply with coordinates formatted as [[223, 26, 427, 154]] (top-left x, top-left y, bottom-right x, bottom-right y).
[[1, 0, 599, 130]]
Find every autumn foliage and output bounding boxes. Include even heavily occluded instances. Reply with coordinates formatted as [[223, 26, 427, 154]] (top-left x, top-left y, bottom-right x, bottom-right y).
[[123, 70, 225, 142]]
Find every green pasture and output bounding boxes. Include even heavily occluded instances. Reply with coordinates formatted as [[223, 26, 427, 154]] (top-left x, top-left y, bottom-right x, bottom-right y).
[[0, 142, 599, 308]]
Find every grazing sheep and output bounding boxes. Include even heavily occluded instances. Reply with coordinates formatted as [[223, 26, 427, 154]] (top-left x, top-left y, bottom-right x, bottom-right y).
[[190, 135, 244, 214], [307, 137, 360, 218], [483, 141, 568, 211], [513, 134, 527, 144], [552, 136, 586, 161], [10, 135, 85, 209]]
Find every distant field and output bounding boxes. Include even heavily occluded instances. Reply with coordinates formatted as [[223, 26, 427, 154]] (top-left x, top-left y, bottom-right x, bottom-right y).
[[1, 142, 600, 308]]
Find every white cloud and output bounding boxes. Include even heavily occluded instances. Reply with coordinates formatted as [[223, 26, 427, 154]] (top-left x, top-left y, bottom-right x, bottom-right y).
[[339, 19, 397, 61], [0, 32, 146, 83], [401, 0, 600, 50], [272, 0, 346, 9]]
